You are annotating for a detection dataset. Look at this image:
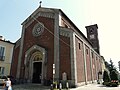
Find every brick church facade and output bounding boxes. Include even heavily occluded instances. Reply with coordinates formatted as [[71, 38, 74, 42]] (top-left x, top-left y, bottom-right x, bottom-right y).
[[11, 6, 103, 87]]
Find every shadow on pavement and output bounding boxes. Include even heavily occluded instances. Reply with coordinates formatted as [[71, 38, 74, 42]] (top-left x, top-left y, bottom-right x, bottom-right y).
[[12, 84, 50, 90], [97, 84, 119, 88]]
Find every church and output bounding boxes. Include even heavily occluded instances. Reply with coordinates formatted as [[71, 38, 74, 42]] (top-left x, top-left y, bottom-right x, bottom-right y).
[[11, 5, 104, 87]]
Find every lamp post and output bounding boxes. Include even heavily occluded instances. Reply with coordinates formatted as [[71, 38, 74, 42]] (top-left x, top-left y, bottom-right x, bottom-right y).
[[52, 64, 57, 89], [53, 64, 55, 82]]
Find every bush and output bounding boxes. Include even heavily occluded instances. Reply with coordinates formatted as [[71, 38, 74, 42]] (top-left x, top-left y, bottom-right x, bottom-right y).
[[103, 70, 119, 87], [102, 82, 111, 86], [110, 70, 119, 86], [103, 70, 111, 82], [110, 70, 118, 80]]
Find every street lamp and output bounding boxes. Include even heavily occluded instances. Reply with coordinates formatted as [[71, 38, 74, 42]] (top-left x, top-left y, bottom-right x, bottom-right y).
[[53, 64, 55, 82]]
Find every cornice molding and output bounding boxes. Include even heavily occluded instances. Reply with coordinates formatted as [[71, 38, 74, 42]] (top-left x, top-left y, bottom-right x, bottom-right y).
[[59, 28, 73, 37], [23, 12, 55, 28], [21, 7, 59, 29]]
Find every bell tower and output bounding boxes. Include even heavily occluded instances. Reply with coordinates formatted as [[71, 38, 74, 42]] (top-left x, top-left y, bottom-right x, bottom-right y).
[[85, 24, 100, 54]]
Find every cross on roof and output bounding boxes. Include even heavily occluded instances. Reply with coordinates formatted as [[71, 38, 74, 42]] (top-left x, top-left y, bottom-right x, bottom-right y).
[[39, 1, 42, 7]]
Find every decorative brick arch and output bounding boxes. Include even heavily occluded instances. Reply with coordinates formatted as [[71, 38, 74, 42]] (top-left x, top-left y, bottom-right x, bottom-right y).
[[24, 45, 47, 84]]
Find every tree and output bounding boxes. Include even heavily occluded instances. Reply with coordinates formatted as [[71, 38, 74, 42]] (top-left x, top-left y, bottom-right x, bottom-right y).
[[110, 70, 118, 80], [103, 59, 119, 86], [105, 59, 117, 73], [103, 70, 111, 82], [110, 70, 119, 87]]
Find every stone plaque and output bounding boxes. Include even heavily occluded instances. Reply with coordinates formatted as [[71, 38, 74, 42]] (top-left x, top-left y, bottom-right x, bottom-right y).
[[62, 72, 67, 80]]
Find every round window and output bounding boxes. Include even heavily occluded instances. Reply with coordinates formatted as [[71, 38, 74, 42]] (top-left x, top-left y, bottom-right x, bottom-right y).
[[32, 23, 44, 37]]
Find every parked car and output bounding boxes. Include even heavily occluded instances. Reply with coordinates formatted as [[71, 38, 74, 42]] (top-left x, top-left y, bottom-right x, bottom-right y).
[[0, 75, 7, 85]]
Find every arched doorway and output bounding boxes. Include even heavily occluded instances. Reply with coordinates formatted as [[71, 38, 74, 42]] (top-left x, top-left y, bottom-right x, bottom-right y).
[[32, 62, 42, 83], [24, 45, 47, 84], [32, 51, 43, 83]]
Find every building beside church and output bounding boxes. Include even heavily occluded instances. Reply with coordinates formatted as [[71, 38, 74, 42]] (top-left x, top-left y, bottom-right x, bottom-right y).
[[0, 36, 14, 76], [11, 6, 104, 87]]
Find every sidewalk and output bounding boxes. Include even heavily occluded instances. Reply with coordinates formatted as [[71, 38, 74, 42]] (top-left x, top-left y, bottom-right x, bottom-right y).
[[12, 84, 50, 90], [70, 83, 100, 90], [0, 83, 101, 90]]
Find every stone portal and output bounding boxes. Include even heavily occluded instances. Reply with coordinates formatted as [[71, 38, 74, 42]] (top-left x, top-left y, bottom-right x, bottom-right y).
[[24, 45, 46, 84]]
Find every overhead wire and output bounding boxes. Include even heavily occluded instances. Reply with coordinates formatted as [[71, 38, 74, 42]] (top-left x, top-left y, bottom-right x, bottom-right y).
[[32, 16, 73, 49]]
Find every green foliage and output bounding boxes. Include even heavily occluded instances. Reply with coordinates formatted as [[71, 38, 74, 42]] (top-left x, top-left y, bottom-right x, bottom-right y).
[[103, 70, 111, 82], [110, 70, 118, 80], [103, 59, 119, 87], [105, 59, 117, 73], [103, 70, 119, 87], [102, 82, 111, 86]]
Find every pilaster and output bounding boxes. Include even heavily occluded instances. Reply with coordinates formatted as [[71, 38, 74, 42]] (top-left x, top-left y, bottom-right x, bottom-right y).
[[70, 32, 77, 85], [83, 43, 87, 84], [16, 25, 25, 79], [54, 10, 60, 81], [95, 55, 98, 80], [90, 49, 94, 82]]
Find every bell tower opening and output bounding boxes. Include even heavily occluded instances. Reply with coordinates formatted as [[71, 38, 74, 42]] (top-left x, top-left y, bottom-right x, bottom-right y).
[[85, 24, 100, 54]]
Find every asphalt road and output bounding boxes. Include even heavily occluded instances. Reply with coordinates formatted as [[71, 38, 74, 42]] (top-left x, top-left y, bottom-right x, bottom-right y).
[[0, 84, 50, 90], [0, 83, 120, 90], [71, 83, 120, 90]]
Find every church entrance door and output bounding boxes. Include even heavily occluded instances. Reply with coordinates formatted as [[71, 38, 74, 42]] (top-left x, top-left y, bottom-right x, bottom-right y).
[[32, 62, 42, 83]]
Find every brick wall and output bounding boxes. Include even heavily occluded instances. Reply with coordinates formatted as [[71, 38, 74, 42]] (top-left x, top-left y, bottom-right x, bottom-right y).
[[75, 36, 85, 83], [92, 53, 97, 80], [11, 45, 20, 78], [85, 45, 92, 81], [20, 16, 55, 80], [59, 35, 71, 80]]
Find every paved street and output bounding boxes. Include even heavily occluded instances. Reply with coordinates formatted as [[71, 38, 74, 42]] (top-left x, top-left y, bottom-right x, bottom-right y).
[[0, 83, 120, 90], [71, 83, 120, 90], [0, 84, 50, 90]]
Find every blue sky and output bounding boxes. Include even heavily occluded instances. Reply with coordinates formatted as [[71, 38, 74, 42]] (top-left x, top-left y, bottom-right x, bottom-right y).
[[1, 0, 120, 67], [0, 0, 86, 42]]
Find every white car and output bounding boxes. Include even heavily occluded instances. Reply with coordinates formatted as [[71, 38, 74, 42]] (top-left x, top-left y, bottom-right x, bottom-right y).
[[0, 76, 7, 85]]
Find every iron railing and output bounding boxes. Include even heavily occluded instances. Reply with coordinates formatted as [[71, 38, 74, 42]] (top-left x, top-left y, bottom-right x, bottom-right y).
[[0, 56, 5, 61]]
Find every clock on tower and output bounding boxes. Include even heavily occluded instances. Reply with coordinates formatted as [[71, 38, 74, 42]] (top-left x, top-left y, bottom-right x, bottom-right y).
[[85, 24, 100, 54]]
